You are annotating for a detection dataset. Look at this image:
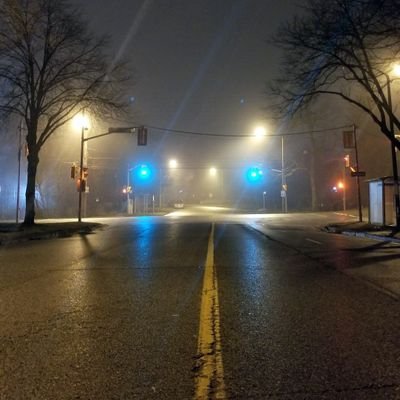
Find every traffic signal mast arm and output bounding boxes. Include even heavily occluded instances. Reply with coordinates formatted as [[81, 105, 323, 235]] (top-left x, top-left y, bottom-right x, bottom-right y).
[[82, 126, 138, 142]]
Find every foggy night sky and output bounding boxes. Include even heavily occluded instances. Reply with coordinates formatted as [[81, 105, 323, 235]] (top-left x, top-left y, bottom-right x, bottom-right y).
[[72, 0, 301, 164], [0, 0, 391, 218]]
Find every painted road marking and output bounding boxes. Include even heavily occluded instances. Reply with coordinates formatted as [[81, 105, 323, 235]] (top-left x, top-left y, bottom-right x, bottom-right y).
[[334, 212, 358, 218], [194, 223, 226, 400], [306, 238, 322, 245]]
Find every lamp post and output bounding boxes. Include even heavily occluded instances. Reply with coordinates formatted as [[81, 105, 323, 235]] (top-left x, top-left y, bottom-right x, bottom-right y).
[[281, 136, 288, 213], [342, 168, 347, 212], [385, 69, 400, 227], [73, 122, 137, 220], [263, 191, 267, 210], [127, 167, 134, 214]]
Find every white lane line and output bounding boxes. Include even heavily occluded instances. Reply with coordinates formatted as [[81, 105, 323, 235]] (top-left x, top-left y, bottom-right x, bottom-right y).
[[305, 238, 322, 245]]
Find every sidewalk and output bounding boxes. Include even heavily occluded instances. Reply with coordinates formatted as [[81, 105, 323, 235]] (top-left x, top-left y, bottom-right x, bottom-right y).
[[324, 221, 400, 244], [322, 219, 400, 300]]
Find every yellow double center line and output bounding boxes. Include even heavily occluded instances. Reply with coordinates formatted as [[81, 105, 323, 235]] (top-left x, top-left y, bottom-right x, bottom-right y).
[[194, 223, 226, 400]]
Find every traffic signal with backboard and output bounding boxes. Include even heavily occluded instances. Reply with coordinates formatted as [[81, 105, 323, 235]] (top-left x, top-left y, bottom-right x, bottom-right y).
[[246, 167, 263, 183], [137, 126, 148, 146], [70, 164, 77, 179], [137, 164, 151, 180]]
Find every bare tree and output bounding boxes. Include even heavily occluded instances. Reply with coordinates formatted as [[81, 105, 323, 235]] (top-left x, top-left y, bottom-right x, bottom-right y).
[[270, 0, 400, 151], [0, 0, 131, 225]]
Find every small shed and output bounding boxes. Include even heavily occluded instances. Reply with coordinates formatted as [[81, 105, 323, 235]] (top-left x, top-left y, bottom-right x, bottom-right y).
[[368, 176, 399, 226]]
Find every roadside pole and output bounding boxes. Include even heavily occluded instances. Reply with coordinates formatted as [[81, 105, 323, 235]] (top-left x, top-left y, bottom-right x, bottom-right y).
[[353, 125, 363, 222], [343, 126, 364, 222]]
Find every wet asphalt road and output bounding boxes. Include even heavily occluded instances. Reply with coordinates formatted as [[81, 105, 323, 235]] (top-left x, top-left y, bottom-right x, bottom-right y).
[[1, 211, 400, 399]]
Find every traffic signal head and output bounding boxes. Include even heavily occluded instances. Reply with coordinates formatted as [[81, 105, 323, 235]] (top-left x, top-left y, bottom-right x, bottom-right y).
[[137, 126, 148, 146], [137, 164, 151, 180], [246, 167, 263, 183], [70, 164, 76, 179]]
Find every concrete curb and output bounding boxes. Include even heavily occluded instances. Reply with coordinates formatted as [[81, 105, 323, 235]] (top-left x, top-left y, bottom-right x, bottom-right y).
[[0, 225, 100, 246]]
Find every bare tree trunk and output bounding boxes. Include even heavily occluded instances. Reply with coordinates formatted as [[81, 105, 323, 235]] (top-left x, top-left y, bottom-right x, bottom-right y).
[[24, 150, 39, 225]]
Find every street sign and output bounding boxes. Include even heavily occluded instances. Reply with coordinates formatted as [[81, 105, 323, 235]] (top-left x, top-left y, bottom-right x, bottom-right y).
[[108, 127, 135, 133], [351, 171, 366, 177]]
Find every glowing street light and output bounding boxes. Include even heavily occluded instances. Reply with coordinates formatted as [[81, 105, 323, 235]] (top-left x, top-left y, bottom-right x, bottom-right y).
[[169, 159, 178, 169], [209, 167, 217, 177], [392, 63, 400, 77], [253, 126, 267, 141], [72, 113, 90, 132]]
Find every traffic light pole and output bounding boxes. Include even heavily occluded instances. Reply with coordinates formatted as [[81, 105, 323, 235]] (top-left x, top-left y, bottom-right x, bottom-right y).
[[353, 124, 363, 222], [78, 124, 85, 222], [77, 125, 138, 222]]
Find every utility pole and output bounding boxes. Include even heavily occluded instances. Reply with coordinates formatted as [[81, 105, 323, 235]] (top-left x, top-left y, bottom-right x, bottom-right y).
[[78, 114, 86, 222], [75, 122, 137, 222], [281, 136, 288, 213], [342, 167, 347, 212], [353, 125, 363, 222]]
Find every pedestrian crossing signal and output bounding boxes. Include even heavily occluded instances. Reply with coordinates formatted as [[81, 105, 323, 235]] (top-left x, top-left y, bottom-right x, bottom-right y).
[[70, 164, 77, 179]]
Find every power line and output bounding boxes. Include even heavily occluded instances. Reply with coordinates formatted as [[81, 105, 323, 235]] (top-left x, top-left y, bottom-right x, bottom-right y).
[[147, 124, 352, 138]]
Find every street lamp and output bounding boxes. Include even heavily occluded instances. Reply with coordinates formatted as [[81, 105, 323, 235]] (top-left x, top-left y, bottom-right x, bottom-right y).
[[393, 63, 400, 77], [73, 112, 90, 222], [263, 191, 267, 210], [253, 126, 267, 141], [169, 159, 178, 169]]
